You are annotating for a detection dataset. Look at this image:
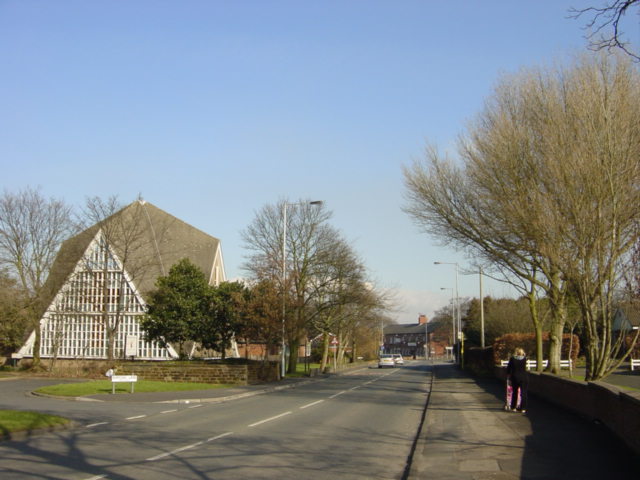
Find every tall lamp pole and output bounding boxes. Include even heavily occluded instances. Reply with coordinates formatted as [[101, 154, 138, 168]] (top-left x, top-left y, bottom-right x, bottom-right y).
[[440, 287, 454, 358], [479, 267, 485, 349], [281, 200, 323, 379], [435, 262, 461, 365], [461, 267, 486, 349]]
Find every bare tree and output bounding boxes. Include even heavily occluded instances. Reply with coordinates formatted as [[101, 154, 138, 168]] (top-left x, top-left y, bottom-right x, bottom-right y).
[[242, 199, 379, 373], [306, 236, 388, 371], [570, 1, 640, 61], [403, 146, 566, 372], [404, 54, 640, 380], [0, 187, 74, 367]]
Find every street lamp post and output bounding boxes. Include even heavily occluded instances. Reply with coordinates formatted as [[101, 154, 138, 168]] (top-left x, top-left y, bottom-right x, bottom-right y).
[[440, 287, 455, 358], [281, 200, 323, 379], [435, 261, 461, 366], [479, 267, 485, 349], [461, 267, 486, 349]]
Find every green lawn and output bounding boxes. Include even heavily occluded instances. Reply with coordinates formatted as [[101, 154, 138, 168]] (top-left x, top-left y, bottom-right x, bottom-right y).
[[35, 379, 233, 397], [0, 410, 71, 436]]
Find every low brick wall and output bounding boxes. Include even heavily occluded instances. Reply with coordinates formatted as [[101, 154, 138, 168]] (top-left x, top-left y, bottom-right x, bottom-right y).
[[117, 361, 279, 385], [495, 366, 640, 455]]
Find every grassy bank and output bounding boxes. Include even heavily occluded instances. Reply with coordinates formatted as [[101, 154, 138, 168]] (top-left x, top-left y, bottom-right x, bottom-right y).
[[0, 410, 71, 437]]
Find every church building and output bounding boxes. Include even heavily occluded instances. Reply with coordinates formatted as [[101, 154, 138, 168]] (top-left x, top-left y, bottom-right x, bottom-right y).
[[17, 200, 225, 361]]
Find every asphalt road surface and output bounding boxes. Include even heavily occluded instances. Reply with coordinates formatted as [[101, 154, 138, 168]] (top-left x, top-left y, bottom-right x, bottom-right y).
[[0, 363, 431, 479]]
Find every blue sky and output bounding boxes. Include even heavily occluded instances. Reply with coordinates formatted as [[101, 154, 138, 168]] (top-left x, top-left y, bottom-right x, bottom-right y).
[[0, 1, 595, 322]]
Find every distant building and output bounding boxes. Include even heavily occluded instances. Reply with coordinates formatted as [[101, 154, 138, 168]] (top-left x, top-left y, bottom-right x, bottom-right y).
[[613, 305, 640, 357], [613, 305, 640, 333], [383, 315, 430, 358], [17, 200, 226, 361]]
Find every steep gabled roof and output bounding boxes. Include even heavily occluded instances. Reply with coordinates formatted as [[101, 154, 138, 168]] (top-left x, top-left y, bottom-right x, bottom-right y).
[[38, 200, 223, 315]]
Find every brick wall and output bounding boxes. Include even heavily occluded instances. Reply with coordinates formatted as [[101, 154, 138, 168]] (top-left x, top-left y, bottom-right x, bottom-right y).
[[117, 361, 279, 385]]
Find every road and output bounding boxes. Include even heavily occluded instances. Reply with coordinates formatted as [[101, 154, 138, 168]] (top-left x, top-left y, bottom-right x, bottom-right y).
[[0, 363, 431, 479]]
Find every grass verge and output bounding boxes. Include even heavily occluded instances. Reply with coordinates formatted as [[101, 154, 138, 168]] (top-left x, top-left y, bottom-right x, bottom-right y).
[[35, 380, 233, 397], [287, 362, 322, 378], [0, 410, 71, 436]]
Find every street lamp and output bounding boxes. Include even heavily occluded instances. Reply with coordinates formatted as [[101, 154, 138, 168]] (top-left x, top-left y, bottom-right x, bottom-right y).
[[419, 313, 429, 360], [460, 267, 486, 349], [479, 267, 485, 349], [281, 200, 323, 378], [435, 261, 461, 366], [440, 287, 455, 358]]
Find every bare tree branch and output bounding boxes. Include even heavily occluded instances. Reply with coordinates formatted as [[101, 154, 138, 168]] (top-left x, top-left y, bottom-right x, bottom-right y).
[[570, 1, 640, 61]]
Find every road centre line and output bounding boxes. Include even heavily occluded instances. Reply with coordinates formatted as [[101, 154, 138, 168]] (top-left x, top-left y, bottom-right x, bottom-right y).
[[146, 441, 203, 461], [188, 404, 203, 409], [248, 411, 292, 427], [83, 475, 107, 480], [161, 409, 177, 414], [329, 390, 347, 398], [126, 415, 147, 420], [207, 431, 234, 442], [86, 422, 108, 428], [300, 400, 324, 409], [146, 432, 234, 462], [349, 386, 361, 390]]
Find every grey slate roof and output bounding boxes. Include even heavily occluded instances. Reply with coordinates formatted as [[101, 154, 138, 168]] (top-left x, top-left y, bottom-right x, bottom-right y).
[[384, 323, 428, 335], [38, 200, 222, 316]]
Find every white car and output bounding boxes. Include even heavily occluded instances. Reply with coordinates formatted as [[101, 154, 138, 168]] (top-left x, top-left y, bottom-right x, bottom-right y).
[[378, 354, 395, 368], [392, 354, 404, 366]]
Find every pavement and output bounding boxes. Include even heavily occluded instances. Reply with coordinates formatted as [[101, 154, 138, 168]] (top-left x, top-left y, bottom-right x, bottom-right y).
[[408, 362, 640, 479]]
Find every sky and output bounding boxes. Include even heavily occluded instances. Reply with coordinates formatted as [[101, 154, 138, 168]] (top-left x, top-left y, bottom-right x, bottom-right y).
[[0, 1, 601, 323]]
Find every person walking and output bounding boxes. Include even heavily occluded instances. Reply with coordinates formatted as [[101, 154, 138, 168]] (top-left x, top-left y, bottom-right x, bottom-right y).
[[506, 347, 528, 413]]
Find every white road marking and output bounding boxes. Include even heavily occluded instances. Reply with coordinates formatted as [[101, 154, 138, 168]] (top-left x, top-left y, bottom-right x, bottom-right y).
[[188, 404, 203, 409], [329, 390, 347, 398], [86, 422, 108, 428], [160, 409, 177, 414], [146, 441, 203, 461], [83, 475, 107, 480], [300, 400, 324, 409], [146, 432, 234, 461], [207, 431, 233, 442], [126, 415, 146, 420], [248, 411, 292, 427]]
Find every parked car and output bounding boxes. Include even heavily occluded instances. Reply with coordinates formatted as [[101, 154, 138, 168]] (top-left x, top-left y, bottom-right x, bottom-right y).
[[378, 354, 395, 368], [392, 354, 404, 365]]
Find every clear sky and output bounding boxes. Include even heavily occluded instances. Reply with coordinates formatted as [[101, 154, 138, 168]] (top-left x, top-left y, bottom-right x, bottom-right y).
[[0, 1, 596, 323]]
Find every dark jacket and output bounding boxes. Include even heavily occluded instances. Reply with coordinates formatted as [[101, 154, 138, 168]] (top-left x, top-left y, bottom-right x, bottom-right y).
[[507, 355, 528, 384]]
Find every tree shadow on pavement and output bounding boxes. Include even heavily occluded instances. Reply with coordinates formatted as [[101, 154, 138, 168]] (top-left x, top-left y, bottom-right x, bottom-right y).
[[468, 371, 640, 478]]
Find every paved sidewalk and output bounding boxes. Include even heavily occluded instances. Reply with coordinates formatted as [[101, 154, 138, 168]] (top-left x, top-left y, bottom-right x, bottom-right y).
[[409, 363, 640, 479]]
